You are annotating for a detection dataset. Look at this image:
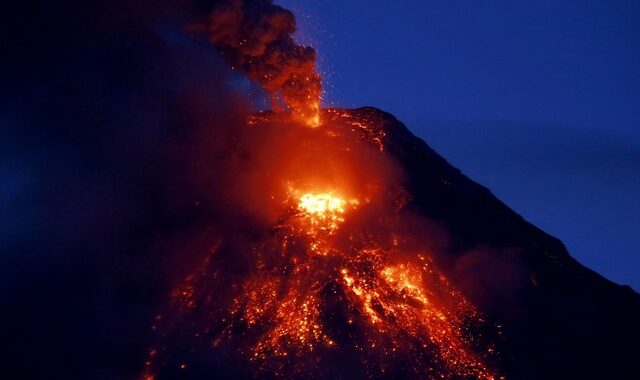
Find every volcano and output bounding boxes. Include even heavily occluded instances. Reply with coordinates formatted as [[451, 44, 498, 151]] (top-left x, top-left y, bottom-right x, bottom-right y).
[[145, 107, 640, 379], [6, 1, 639, 379]]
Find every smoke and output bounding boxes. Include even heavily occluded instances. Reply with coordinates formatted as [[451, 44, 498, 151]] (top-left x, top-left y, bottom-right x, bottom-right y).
[[452, 246, 528, 316], [190, 0, 322, 125], [0, 0, 256, 377]]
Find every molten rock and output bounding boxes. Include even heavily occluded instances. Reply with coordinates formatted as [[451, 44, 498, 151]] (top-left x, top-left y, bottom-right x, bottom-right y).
[[145, 108, 640, 379]]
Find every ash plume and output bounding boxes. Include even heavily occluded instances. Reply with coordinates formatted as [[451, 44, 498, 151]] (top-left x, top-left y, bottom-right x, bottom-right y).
[[190, 0, 322, 125]]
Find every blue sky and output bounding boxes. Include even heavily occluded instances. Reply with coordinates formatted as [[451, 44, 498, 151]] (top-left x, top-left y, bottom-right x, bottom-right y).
[[279, 0, 640, 289]]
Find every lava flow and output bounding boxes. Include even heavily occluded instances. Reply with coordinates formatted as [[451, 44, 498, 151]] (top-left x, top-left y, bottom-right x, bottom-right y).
[[144, 110, 500, 379]]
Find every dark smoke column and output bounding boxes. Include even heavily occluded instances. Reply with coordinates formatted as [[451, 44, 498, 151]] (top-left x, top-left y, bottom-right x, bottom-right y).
[[192, 0, 322, 126]]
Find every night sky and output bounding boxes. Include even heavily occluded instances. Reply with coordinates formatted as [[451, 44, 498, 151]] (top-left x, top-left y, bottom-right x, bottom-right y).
[[280, 0, 640, 290]]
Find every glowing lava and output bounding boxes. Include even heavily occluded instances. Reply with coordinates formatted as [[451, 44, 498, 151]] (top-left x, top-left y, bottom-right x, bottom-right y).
[[296, 192, 358, 234], [303, 101, 321, 128], [144, 110, 500, 379], [298, 193, 346, 218]]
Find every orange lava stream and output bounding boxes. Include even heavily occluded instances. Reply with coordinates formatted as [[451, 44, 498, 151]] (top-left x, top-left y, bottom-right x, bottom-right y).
[[145, 112, 499, 379]]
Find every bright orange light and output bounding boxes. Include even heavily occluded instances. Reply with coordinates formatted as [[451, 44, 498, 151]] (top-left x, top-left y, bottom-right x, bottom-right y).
[[381, 264, 429, 305], [297, 101, 321, 127], [306, 102, 321, 127], [296, 192, 358, 236], [298, 193, 346, 216], [148, 110, 498, 379]]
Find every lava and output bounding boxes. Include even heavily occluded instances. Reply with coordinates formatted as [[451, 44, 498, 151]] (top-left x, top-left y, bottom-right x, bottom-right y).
[[298, 193, 347, 217], [295, 191, 359, 236], [144, 109, 500, 379]]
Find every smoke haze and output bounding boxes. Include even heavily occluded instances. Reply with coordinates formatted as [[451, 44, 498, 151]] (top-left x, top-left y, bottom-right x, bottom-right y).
[[0, 0, 256, 377]]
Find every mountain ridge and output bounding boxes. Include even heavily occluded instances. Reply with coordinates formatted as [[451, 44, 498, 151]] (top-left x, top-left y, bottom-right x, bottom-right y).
[[342, 106, 640, 379]]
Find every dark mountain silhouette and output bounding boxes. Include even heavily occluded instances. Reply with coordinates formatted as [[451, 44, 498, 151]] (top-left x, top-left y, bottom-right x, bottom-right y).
[[338, 107, 640, 379]]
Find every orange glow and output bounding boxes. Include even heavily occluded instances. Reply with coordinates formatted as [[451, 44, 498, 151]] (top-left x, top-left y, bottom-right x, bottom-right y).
[[299, 193, 346, 216], [145, 110, 499, 379], [296, 192, 358, 235], [304, 101, 321, 128], [381, 264, 429, 305]]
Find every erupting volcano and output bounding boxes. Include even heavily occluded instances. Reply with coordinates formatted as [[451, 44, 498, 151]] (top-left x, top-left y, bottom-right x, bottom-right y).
[[144, 109, 500, 379], [4, 0, 640, 379], [142, 1, 640, 379]]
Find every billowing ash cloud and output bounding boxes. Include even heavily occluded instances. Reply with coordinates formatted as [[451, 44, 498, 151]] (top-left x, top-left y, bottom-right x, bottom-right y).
[[190, 0, 322, 125]]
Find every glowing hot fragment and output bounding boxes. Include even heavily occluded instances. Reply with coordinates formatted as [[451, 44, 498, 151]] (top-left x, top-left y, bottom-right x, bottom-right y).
[[296, 192, 358, 236], [147, 112, 499, 379], [299, 193, 345, 215]]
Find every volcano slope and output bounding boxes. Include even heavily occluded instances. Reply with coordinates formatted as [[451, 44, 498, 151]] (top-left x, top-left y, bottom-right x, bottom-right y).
[[147, 107, 640, 379]]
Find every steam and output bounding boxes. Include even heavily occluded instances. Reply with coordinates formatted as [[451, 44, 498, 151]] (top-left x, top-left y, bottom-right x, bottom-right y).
[[191, 0, 322, 125]]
